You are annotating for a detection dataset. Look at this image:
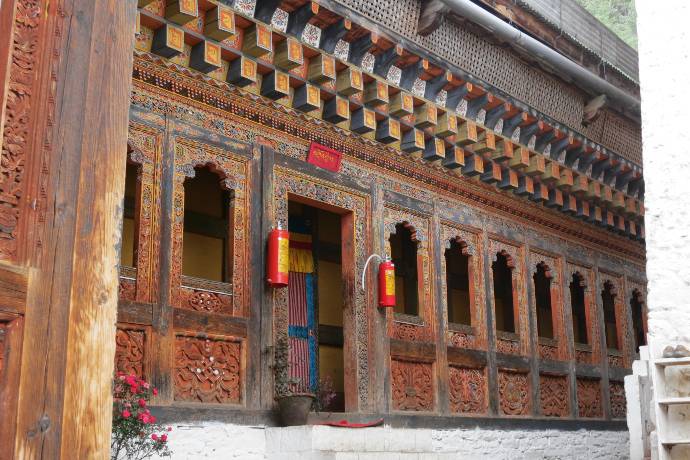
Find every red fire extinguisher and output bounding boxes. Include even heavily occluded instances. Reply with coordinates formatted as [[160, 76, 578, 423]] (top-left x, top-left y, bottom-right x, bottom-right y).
[[267, 225, 289, 287], [378, 257, 396, 308]]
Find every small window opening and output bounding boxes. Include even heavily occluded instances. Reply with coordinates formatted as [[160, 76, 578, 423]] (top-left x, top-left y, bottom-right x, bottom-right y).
[[445, 239, 471, 325], [631, 290, 646, 353], [570, 273, 589, 345], [120, 161, 139, 268], [492, 251, 515, 333], [182, 166, 232, 282], [534, 263, 554, 339], [602, 281, 619, 350], [389, 223, 419, 316]]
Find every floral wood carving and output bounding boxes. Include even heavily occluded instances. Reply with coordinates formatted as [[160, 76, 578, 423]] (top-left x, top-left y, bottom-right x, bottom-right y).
[[577, 378, 602, 418], [539, 374, 569, 417], [449, 366, 487, 414], [126, 124, 163, 303], [114, 328, 146, 377], [538, 342, 558, 361], [496, 337, 520, 355], [118, 278, 136, 302], [0, 0, 42, 260], [179, 287, 232, 313], [391, 359, 434, 411], [174, 336, 241, 404], [609, 381, 626, 419], [498, 370, 530, 416]]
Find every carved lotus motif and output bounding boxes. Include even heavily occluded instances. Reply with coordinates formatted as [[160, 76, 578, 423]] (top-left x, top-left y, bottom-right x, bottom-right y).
[[499, 371, 529, 416], [391, 359, 433, 411]]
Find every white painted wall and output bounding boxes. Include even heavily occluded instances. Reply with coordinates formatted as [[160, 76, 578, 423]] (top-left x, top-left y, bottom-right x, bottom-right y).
[[636, 0, 690, 349], [153, 424, 628, 459]]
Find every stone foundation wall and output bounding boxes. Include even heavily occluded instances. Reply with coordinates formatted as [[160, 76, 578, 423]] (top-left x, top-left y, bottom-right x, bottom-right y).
[[153, 424, 629, 459]]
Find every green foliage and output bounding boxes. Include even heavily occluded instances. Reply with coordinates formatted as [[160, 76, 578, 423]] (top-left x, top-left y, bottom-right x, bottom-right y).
[[576, 0, 638, 49]]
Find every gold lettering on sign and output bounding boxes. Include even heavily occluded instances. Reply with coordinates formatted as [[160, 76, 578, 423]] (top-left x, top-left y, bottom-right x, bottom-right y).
[[351, 69, 362, 90], [403, 93, 413, 111], [364, 109, 375, 128], [220, 8, 235, 32], [323, 56, 335, 78], [307, 85, 320, 106], [258, 24, 271, 50], [181, 0, 198, 16], [336, 98, 349, 118], [377, 81, 388, 102], [288, 39, 303, 63], [390, 119, 401, 139], [242, 58, 256, 80], [277, 73, 289, 93]]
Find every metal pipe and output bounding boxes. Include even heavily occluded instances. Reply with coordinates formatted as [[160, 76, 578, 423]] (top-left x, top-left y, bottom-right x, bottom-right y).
[[439, 0, 641, 115]]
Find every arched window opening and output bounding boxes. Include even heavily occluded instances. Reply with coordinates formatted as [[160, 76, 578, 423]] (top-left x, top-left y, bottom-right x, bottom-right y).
[[120, 160, 139, 268], [602, 281, 619, 350], [570, 273, 588, 345], [534, 262, 554, 339], [182, 165, 233, 283], [492, 251, 515, 333], [631, 290, 646, 352], [389, 222, 419, 316], [445, 239, 471, 325]]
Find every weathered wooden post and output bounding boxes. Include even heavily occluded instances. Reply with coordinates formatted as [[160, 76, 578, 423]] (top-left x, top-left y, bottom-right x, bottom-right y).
[[0, 0, 137, 458]]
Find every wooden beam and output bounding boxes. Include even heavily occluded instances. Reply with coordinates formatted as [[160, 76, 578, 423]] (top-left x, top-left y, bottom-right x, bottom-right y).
[[253, 0, 281, 24], [320, 18, 351, 54], [417, 0, 448, 36], [286, 1, 319, 36], [12, 0, 138, 457]]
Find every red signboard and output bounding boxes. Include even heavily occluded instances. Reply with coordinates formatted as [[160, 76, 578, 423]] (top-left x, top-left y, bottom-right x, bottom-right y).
[[307, 142, 342, 172]]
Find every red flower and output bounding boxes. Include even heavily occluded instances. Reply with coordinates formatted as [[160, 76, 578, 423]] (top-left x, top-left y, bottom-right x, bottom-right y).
[[151, 434, 158, 441], [167, 426, 172, 432], [121, 410, 131, 419], [138, 413, 151, 424], [152, 388, 158, 396], [125, 375, 137, 386], [160, 434, 168, 442], [150, 415, 156, 423], [130, 385, 139, 394], [138, 398, 146, 408]]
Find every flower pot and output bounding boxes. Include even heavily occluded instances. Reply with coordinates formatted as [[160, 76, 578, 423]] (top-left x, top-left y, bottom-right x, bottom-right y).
[[277, 393, 315, 426]]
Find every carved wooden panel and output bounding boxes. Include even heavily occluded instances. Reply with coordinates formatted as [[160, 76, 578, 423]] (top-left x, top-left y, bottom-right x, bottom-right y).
[[384, 205, 434, 343], [114, 326, 146, 378], [179, 277, 232, 313], [498, 370, 530, 416], [440, 223, 485, 350], [171, 137, 250, 316], [539, 374, 569, 417], [529, 251, 567, 361], [488, 239, 528, 355], [449, 366, 487, 414], [577, 377, 602, 418], [273, 168, 371, 407], [174, 335, 242, 404], [0, 0, 44, 261], [609, 381, 626, 419], [391, 359, 434, 411], [125, 123, 164, 303], [118, 275, 136, 302], [565, 263, 600, 365]]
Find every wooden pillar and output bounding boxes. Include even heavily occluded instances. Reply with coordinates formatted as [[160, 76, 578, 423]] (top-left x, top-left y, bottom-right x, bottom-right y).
[[1, 0, 137, 458]]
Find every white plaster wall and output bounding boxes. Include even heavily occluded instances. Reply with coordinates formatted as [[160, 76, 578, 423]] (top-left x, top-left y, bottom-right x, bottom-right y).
[[154, 424, 628, 459], [636, 0, 690, 348]]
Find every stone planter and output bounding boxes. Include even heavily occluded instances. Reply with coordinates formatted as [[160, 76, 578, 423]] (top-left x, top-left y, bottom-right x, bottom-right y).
[[277, 393, 315, 426]]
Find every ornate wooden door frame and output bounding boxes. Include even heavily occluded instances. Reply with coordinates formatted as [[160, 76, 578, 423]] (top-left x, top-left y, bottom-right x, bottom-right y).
[[271, 165, 371, 412]]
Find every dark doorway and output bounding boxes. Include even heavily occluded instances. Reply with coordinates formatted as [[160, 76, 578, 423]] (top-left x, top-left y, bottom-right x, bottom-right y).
[[287, 201, 345, 412]]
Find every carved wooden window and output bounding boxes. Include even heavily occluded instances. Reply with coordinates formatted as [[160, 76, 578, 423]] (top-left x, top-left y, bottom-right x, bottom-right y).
[[120, 160, 140, 269], [602, 281, 619, 350], [182, 165, 233, 284], [389, 222, 419, 316], [570, 273, 589, 345], [631, 289, 646, 352], [492, 251, 516, 333], [445, 239, 472, 326], [534, 262, 554, 339]]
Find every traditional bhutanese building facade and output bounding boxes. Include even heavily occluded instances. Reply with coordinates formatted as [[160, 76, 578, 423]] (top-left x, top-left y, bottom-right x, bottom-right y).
[[0, 0, 645, 457]]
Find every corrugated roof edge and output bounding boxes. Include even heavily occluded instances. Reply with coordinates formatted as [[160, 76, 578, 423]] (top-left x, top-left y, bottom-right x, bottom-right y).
[[516, 0, 639, 83]]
